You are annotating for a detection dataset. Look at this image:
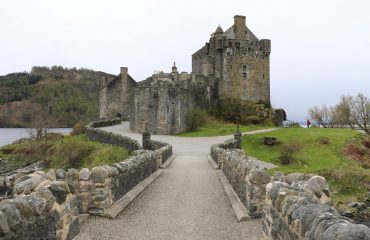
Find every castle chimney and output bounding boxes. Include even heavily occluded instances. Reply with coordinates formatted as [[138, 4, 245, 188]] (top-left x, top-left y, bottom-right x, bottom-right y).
[[234, 15, 246, 39]]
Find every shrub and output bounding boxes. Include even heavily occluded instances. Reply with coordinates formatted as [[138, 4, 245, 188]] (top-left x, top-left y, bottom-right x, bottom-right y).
[[279, 141, 303, 165], [211, 96, 272, 125], [321, 166, 370, 194], [186, 109, 208, 131], [319, 137, 330, 145], [58, 141, 94, 169], [71, 123, 86, 136]]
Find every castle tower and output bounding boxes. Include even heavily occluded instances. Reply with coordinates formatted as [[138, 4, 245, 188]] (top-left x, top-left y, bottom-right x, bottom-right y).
[[192, 15, 271, 105]]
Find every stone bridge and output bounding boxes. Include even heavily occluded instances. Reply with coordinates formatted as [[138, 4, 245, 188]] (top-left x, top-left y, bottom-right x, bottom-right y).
[[80, 122, 277, 240], [2, 121, 369, 240]]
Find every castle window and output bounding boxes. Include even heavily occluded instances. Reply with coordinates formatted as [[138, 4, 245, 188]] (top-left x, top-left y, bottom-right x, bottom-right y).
[[242, 65, 248, 80], [235, 42, 240, 49], [262, 74, 265, 79]]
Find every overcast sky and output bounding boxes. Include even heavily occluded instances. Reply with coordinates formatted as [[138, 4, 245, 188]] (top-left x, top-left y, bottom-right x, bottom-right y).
[[1, 0, 369, 121]]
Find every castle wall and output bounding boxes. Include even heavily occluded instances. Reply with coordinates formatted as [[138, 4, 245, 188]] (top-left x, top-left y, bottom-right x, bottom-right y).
[[130, 80, 209, 134], [221, 48, 270, 103], [99, 68, 136, 120]]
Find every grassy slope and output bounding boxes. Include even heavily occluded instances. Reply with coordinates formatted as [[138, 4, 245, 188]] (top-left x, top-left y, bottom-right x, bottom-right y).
[[242, 127, 359, 173], [177, 119, 273, 137], [242, 127, 370, 206], [0, 134, 129, 171]]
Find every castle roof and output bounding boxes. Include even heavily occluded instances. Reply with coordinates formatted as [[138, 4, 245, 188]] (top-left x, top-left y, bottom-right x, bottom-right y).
[[223, 25, 259, 41], [214, 25, 224, 34]]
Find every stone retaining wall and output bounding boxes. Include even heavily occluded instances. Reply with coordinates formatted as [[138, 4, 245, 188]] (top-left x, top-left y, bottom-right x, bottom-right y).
[[86, 127, 140, 153], [0, 124, 172, 240]]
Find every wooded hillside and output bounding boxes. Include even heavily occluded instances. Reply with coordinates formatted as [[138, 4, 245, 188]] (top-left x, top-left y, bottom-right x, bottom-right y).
[[0, 66, 114, 127]]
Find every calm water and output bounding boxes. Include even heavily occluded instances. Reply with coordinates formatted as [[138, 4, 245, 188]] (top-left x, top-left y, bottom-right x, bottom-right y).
[[0, 128, 72, 147]]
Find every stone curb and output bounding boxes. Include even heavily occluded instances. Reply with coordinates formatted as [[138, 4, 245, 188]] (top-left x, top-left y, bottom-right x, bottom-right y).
[[78, 214, 89, 224], [102, 169, 164, 219], [216, 170, 250, 222], [72, 233, 91, 240], [207, 155, 219, 170], [160, 154, 176, 169]]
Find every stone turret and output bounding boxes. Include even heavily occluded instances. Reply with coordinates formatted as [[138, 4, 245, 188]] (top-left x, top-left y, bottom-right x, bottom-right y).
[[171, 62, 179, 81]]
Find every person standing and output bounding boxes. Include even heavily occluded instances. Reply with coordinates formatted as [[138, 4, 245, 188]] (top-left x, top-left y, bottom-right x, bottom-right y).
[[307, 119, 311, 128]]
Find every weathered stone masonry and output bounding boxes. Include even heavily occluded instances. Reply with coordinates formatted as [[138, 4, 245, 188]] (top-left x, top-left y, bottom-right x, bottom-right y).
[[100, 15, 271, 134], [210, 140, 370, 240], [0, 121, 172, 240]]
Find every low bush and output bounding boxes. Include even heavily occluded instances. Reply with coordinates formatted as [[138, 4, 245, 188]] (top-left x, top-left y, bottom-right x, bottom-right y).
[[186, 109, 208, 131], [71, 123, 86, 136], [279, 140, 303, 165]]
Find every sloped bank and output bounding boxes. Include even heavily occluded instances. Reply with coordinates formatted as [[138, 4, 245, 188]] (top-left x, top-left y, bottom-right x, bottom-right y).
[[210, 140, 370, 240], [0, 120, 172, 240]]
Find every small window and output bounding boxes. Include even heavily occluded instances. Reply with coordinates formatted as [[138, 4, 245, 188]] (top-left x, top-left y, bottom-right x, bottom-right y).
[[243, 72, 247, 79], [262, 74, 265, 79], [243, 65, 247, 71]]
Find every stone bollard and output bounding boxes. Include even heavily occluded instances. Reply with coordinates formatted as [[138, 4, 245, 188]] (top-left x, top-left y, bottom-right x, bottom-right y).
[[142, 125, 151, 150], [234, 131, 242, 149]]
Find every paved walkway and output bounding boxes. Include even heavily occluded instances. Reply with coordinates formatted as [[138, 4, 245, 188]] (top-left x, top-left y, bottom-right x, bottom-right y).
[[80, 123, 278, 240]]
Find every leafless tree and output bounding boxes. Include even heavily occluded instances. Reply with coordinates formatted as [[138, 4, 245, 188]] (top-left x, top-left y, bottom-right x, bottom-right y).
[[308, 105, 335, 128], [308, 93, 370, 134], [350, 93, 370, 134]]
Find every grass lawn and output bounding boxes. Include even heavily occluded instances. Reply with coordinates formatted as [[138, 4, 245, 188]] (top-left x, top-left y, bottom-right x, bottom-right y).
[[242, 127, 370, 207], [0, 134, 129, 171], [177, 119, 274, 137], [242, 127, 359, 173]]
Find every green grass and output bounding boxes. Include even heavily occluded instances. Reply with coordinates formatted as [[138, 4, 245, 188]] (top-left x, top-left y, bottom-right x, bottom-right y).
[[177, 119, 274, 137], [242, 128, 359, 173], [242, 127, 370, 207], [0, 134, 129, 170]]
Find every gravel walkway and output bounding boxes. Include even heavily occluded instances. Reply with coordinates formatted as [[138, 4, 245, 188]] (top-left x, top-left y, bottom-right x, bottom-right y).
[[80, 123, 278, 239]]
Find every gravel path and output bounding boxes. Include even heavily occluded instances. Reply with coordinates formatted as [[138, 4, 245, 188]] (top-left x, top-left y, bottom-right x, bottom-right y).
[[80, 123, 278, 239]]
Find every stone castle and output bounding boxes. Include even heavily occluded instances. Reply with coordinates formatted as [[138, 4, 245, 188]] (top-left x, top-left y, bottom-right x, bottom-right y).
[[100, 15, 271, 134]]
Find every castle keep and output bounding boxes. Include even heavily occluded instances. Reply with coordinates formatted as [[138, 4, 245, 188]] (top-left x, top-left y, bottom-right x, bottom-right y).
[[100, 15, 271, 134]]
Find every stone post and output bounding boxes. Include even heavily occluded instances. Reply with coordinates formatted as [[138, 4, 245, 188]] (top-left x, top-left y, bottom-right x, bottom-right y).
[[234, 123, 242, 149], [142, 123, 151, 150]]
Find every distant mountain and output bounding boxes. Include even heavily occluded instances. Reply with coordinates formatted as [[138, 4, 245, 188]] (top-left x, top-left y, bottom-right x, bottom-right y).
[[0, 66, 115, 127]]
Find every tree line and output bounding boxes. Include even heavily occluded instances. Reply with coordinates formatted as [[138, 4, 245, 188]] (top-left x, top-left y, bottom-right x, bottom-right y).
[[308, 93, 370, 134]]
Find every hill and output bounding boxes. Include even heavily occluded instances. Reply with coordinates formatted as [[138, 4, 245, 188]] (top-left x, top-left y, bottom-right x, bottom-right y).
[[0, 66, 115, 127]]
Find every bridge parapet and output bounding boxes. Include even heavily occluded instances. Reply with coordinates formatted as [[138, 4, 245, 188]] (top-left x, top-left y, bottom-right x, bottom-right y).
[[210, 139, 370, 239]]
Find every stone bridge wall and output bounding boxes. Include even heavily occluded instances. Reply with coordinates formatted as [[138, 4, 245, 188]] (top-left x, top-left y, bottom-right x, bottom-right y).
[[210, 142, 270, 217], [262, 173, 370, 240], [88, 118, 121, 128], [211, 140, 370, 239], [0, 121, 172, 240], [86, 124, 141, 153]]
